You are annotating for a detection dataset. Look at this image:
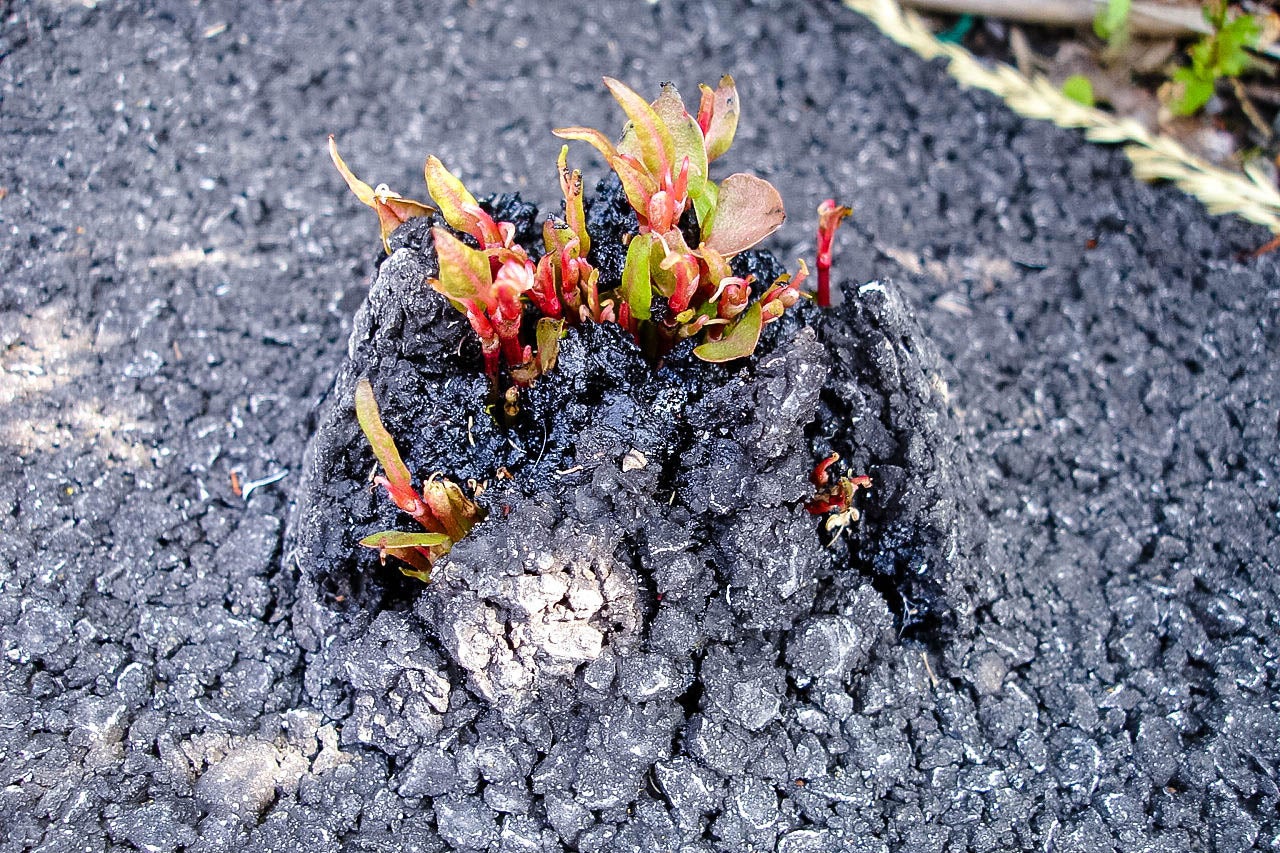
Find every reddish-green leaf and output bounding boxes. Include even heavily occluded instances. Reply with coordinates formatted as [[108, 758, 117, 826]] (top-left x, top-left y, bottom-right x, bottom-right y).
[[703, 173, 785, 256], [425, 156, 484, 239], [329, 136, 376, 207], [551, 127, 619, 163], [699, 76, 739, 162], [354, 378, 413, 495], [331, 137, 433, 249], [430, 227, 492, 304], [621, 233, 653, 321], [422, 477, 478, 542], [359, 531, 437, 581], [693, 300, 763, 363], [605, 77, 674, 179], [611, 154, 659, 217]]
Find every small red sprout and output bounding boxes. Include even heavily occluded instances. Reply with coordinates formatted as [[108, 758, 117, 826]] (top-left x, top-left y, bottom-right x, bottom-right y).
[[354, 377, 483, 581], [815, 199, 852, 308], [806, 451, 871, 536]]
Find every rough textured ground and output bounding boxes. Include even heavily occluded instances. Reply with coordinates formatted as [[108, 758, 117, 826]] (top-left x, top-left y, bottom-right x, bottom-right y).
[[1, 1, 1277, 851]]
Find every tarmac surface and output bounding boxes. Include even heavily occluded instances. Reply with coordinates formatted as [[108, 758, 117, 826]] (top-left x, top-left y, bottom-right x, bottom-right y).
[[2, 1, 1278, 851]]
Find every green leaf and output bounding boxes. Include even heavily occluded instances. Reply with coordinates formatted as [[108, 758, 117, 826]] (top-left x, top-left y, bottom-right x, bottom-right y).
[[693, 301, 763, 363], [430, 227, 492, 303], [651, 83, 707, 181], [424, 156, 483, 239], [354, 378, 413, 495], [1170, 67, 1215, 116], [1216, 14, 1260, 77], [703, 173, 786, 256], [558, 145, 590, 255], [690, 175, 718, 238], [605, 77, 674, 179], [1062, 75, 1095, 107], [359, 530, 451, 549], [621, 233, 653, 321], [1093, 0, 1130, 41], [698, 76, 739, 162], [537, 317, 565, 374], [542, 217, 576, 257]]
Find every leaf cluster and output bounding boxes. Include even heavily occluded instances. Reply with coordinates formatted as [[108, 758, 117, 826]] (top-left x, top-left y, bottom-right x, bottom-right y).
[[333, 77, 815, 377], [352, 378, 483, 581], [1169, 2, 1261, 116]]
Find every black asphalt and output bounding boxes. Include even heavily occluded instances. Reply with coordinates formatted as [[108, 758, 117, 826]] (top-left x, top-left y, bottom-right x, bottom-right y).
[[2, 1, 1277, 851]]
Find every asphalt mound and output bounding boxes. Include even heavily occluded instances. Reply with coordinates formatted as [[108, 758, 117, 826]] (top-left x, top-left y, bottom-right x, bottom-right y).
[[2, 0, 1277, 850]]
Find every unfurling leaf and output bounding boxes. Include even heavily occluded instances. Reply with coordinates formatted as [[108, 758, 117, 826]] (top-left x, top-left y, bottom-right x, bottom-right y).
[[697, 75, 739, 162], [605, 76, 675, 179], [537, 317, 566, 374], [354, 378, 413, 497], [422, 477, 479, 542], [558, 146, 590, 255], [621, 233, 654, 321], [693, 300, 763, 363], [425, 156, 485, 240], [704, 173, 785, 256], [430, 227, 492, 303], [697, 244, 733, 289]]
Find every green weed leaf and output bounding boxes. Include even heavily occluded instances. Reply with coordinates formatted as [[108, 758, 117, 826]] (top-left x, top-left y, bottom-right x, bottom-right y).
[[1062, 75, 1095, 107], [621, 233, 653, 321], [693, 301, 762, 363]]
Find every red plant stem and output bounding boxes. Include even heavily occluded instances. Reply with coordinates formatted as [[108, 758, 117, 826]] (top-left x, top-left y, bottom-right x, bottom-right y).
[[466, 309, 501, 375], [816, 260, 832, 309], [532, 258, 563, 319], [815, 199, 850, 309], [376, 477, 448, 534]]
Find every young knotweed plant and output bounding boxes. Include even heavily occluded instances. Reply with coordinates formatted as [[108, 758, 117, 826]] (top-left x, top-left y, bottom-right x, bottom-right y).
[[806, 452, 872, 538], [816, 200, 852, 309], [419, 155, 571, 385], [555, 76, 797, 362], [354, 377, 483, 581]]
